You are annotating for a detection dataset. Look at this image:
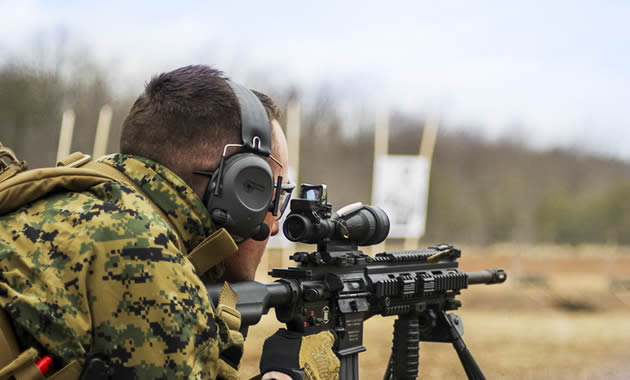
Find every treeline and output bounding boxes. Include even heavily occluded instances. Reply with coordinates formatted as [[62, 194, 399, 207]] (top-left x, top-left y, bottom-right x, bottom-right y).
[[425, 131, 630, 245], [2, 60, 630, 246], [0, 60, 129, 168], [297, 109, 630, 246]]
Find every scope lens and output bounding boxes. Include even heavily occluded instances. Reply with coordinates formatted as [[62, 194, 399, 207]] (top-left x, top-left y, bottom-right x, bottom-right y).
[[362, 205, 390, 245], [305, 189, 320, 201], [283, 214, 309, 241], [339, 205, 390, 246]]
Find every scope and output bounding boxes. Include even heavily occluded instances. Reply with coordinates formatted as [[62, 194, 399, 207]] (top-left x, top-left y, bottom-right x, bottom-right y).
[[282, 184, 390, 246]]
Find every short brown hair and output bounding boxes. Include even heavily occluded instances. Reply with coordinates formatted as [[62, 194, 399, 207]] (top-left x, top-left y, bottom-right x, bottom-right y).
[[120, 65, 280, 184]]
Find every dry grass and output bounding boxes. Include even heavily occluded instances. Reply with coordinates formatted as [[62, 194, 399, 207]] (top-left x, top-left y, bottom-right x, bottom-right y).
[[239, 244, 630, 379]]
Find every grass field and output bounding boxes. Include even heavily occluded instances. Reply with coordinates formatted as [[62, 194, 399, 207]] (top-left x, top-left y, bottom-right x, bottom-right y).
[[238, 244, 630, 379]]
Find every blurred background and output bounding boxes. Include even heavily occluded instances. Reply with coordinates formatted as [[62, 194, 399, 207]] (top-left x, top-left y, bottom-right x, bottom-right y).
[[1, 1, 629, 378]]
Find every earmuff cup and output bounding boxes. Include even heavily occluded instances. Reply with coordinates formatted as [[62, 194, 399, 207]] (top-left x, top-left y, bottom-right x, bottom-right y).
[[206, 153, 274, 243], [202, 80, 277, 243]]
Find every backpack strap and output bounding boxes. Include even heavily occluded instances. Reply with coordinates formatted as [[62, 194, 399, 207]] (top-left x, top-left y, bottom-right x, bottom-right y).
[[0, 348, 45, 380], [0, 346, 81, 380], [187, 229, 238, 277], [56, 152, 91, 169], [216, 282, 241, 331], [215, 283, 245, 379], [0, 308, 20, 370], [0, 143, 28, 183], [0, 166, 122, 215], [47, 361, 82, 380]]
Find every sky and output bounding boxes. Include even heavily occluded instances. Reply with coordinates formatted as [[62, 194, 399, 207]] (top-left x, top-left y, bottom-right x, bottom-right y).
[[1, 0, 629, 159]]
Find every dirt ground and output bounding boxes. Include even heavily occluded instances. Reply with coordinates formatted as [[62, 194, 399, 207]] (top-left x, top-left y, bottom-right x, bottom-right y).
[[238, 244, 630, 379]]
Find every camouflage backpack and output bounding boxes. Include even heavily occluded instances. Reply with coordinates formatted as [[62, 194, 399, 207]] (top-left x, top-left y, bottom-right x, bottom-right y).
[[0, 144, 241, 380]]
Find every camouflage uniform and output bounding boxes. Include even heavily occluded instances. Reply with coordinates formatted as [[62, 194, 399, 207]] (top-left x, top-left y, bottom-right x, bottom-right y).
[[0, 154, 241, 379]]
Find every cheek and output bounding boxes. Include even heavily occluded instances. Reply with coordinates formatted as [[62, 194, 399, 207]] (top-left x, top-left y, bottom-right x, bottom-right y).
[[264, 210, 275, 227]]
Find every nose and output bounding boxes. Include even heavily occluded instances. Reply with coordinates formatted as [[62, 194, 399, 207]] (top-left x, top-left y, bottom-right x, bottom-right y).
[[271, 219, 280, 236]]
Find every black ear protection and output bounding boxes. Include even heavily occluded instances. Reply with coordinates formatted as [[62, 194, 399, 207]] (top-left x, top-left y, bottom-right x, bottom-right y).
[[197, 81, 283, 243]]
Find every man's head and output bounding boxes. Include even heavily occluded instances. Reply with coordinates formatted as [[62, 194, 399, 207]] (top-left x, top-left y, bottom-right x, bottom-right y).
[[120, 64, 288, 281], [120, 65, 281, 196]]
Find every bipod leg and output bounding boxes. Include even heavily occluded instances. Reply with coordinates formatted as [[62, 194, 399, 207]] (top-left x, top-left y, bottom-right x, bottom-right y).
[[441, 312, 486, 380], [339, 352, 360, 380], [383, 314, 420, 380]]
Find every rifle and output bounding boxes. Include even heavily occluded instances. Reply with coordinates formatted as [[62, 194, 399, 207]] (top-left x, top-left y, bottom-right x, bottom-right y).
[[207, 184, 507, 380]]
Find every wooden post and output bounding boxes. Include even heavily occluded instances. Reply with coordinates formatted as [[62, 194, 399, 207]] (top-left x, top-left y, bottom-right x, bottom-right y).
[[56, 109, 76, 162], [286, 100, 301, 188], [373, 106, 390, 160], [283, 99, 301, 267], [403, 115, 439, 250], [93, 105, 113, 158], [419, 115, 439, 161]]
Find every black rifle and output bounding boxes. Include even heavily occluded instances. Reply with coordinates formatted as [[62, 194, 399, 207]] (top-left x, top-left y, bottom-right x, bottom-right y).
[[207, 184, 506, 380]]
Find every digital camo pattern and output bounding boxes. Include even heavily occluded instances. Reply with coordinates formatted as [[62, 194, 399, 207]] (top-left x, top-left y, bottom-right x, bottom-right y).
[[0, 154, 240, 379]]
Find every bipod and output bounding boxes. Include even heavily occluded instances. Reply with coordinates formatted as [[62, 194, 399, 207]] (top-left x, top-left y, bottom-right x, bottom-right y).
[[383, 310, 486, 380]]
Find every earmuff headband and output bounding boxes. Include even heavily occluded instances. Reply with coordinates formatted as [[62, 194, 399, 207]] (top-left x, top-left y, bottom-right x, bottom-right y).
[[225, 80, 272, 156]]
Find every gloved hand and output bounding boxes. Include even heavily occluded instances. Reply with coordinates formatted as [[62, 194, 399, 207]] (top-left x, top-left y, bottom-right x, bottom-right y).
[[259, 329, 340, 380]]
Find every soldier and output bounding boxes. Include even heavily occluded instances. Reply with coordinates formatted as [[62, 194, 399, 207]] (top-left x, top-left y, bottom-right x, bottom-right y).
[[0, 65, 338, 379]]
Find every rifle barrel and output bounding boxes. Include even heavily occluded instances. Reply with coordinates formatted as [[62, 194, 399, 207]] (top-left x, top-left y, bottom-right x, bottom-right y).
[[466, 269, 507, 285]]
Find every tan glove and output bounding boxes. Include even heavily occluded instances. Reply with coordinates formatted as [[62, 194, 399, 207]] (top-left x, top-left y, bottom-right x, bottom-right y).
[[259, 329, 340, 380]]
